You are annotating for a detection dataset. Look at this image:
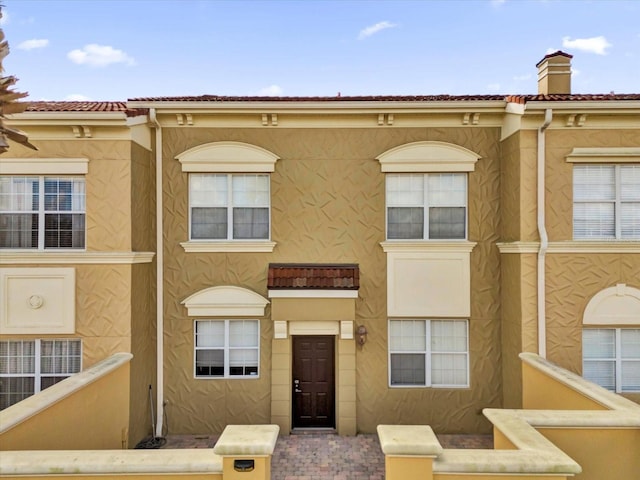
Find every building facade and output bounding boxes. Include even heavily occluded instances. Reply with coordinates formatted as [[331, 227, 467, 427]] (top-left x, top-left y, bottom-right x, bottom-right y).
[[1, 52, 639, 443]]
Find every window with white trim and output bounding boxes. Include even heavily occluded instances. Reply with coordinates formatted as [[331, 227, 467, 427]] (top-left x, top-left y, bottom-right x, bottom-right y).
[[189, 174, 270, 240], [389, 319, 469, 387], [194, 320, 259, 378], [583, 328, 640, 393], [386, 173, 467, 240], [0, 339, 82, 410], [573, 164, 640, 239], [0, 176, 86, 249]]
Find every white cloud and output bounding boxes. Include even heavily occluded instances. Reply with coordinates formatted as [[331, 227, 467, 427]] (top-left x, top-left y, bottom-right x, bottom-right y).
[[258, 85, 284, 96], [562, 36, 611, 55], [490, 0, 506, 6], [0, 10, 8, 26], [513, 74, 531, 81], [546, 47, 558, 54], [64, 94, 92, 101], [571, 67, 580, 77], [358, 21, 397, 40], [487, 83, 501, 92], [17, 39, 49, 50], [67, 44, 136, 67]]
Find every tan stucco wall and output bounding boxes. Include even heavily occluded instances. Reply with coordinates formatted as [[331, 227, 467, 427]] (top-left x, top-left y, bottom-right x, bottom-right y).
[[0, 361, 130, 450], [538, 427, 640, 480], [161, 126, 503, 434]]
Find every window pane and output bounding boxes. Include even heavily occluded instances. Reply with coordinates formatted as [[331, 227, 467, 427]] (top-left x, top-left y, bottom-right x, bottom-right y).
[[432, 320, 467, 352], [191, 207, 227, 239], [621, 203, 640, 238], [229, 321, 259, 347], [0, 377, 35, 410], [390, 320, 426, 351], [429, 207, 465, 239], [583, 360, 616, 391], [233, 207, 269, 239], [0, 213, 38, 248], [621, 329, 640, 358], [195, 349, 224, 377], [232, 175, 269, 206], [621, 165, 640, 201], [431, 353, 467, 386], [229, 349, 259, 376], [573, 165, 615, 201], [196, 321, 225, 348], [428, 174, 466, 206], [388, 207, 423, 239], [386, 174, 424, 206], [40, 340, 82, 375], [621, 360, 640, 392], [583, 329, 616, 358], [390, 353, 425, 385], [573, 203, 615, 239], [44, 213, 85, 248], [190, 174, 228, 207]]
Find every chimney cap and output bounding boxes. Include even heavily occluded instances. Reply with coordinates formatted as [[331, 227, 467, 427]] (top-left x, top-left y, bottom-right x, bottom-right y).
[[536, 50, 573, 68]]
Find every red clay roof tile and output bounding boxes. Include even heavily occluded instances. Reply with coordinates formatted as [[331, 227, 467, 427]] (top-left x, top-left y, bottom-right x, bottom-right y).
[[268, 264, 359, 290]]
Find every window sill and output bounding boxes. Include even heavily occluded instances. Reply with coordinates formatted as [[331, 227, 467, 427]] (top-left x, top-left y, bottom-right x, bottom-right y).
[[181, 241, 276, 253], [0, 251, 155, 265], [380, 240, 477, 253]]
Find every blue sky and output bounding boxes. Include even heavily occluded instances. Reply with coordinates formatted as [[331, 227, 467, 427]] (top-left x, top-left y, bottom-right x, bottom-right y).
[[2, 0, 639, 101]]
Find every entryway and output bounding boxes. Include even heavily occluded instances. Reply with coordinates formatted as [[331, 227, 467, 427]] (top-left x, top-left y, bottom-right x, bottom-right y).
[[292, 335, 335, 429]]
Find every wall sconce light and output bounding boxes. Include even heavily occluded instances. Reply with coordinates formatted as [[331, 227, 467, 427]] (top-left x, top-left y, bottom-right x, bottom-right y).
[[356, 325, 368, 346]]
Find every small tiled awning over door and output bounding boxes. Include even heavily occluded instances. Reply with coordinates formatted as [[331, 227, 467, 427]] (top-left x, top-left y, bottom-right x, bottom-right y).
[[267, 263, 359, 290]]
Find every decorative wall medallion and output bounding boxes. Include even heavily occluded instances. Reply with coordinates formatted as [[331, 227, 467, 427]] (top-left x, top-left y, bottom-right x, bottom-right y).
[[28, 294, 44, 309]]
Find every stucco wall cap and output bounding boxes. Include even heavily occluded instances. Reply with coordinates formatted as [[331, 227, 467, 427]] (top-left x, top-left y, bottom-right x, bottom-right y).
[[213, 424, 280, 456], [376, 425, 443, 456], [519, 352, 640, 412], [0, 449, 222, 475]]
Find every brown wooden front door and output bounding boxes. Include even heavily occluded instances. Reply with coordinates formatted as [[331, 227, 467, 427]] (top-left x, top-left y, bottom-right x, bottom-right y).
[[292, 335, 335, 429]]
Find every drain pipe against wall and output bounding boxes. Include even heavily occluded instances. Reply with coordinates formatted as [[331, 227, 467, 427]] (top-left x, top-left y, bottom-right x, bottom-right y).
[[150, 108, 166, 438], [537, 108, 552, 358]]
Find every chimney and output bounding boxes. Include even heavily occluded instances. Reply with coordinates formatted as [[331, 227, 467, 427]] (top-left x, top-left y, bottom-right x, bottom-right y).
[[536, 51, 573, 95]]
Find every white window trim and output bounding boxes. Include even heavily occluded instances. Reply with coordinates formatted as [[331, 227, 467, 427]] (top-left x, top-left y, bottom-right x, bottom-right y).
[[188, 173, 271, 242], [572, 163, 639, 240], [193, 319, 260, 380], [1, 176, 87, 251], [388, 319, 469, 389], [0, 158, 89, 175], [376, 141, 480, 172], [176, 141, 279, 173], [385, 173, 468, 241], [583, 328, 640, 393], [566, 147, 640, 164]]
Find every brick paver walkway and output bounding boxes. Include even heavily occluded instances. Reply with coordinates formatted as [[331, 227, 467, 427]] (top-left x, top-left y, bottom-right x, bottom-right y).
[[162, 431, 492, 479]]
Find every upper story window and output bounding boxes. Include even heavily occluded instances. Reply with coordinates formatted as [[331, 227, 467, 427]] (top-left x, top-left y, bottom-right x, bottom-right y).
[[0, 338, 82, 410], [386, 173, 467, 240], [573, 164, 640, 240], [0, 176, 86, 249], [190, 173, 270, 240]]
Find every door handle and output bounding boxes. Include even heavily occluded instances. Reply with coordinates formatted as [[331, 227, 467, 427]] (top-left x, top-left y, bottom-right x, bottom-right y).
[[295, 388, 303, 393]]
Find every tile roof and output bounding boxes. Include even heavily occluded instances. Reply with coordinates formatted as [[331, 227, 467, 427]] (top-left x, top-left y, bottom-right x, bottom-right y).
[[268, 263, 359, 290], [26, 101, 128, 112], [18, 94, 640, 115]]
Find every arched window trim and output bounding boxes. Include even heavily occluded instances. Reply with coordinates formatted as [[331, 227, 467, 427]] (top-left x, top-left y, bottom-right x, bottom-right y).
[[376, 141, 480, 172], [583, 284, 640, 325]]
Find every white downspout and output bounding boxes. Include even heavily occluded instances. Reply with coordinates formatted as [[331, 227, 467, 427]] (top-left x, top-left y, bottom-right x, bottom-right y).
[[537, 108, 552, 358], [150, 108, 165, 437]]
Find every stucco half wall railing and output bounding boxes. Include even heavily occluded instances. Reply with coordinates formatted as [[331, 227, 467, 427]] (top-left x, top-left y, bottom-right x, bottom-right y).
[[377, 353, 640, 480]]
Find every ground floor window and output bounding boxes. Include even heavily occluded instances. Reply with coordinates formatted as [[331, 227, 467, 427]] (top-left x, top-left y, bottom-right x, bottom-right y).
[[194, 319, 259, 378], [583, 328, 640, 393], [388, 319, 468, 387], [0, 339, 82, 410]]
